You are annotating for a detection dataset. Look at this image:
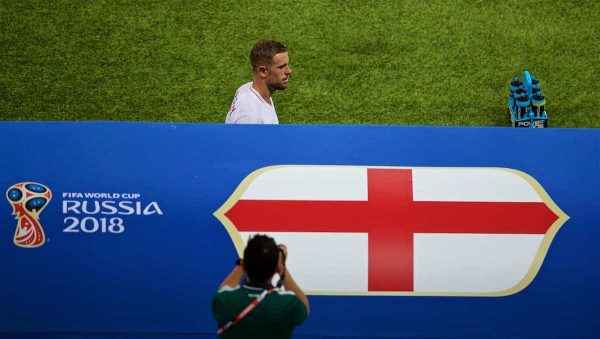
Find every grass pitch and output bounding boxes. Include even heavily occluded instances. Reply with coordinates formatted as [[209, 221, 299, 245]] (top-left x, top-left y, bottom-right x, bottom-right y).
[[1, 0, 599, 127]]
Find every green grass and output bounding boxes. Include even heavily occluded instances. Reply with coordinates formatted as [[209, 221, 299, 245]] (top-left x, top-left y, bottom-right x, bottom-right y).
[[1, 0, 599, 127]]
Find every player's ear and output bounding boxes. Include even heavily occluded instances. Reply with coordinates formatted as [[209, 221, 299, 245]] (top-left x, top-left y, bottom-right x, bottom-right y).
[[257, 65, 268, 78]]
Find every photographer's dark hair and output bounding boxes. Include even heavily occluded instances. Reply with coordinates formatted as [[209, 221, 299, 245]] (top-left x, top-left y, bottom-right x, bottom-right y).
[[243, 235, 279, 283]]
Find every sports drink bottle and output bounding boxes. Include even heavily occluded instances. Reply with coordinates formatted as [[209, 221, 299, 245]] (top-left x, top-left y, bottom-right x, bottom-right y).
[[532, 92, 545, 117], [516, 94, 530, 119], [531, 77, 541, 91], [509, 78, 522, 108]]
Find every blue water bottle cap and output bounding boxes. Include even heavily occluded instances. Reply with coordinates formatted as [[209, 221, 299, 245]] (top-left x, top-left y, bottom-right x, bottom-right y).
[[510, 78, 522, 92], [516, 95, 530, 107], [532, 93, 545, 105], [514, 87, 526, 98]]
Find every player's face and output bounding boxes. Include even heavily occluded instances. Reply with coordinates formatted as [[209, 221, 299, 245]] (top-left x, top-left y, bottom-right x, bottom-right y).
[[267, 52, 292, 91]]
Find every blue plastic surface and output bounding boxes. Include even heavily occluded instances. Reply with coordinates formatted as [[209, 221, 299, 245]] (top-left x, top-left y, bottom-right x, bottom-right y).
[[0, 122, 598, 338]]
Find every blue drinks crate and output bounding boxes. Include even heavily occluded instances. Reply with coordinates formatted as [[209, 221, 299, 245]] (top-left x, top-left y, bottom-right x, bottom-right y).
[[509, 70, 548, 128]]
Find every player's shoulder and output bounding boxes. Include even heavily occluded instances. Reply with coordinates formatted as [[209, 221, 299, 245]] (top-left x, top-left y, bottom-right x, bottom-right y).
[[232, 84, 262, 112], [234, 82, 255, 100]]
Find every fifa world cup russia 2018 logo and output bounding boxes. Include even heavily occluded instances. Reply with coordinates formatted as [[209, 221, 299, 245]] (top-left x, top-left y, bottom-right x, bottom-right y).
[[6, 182, 52, 248]]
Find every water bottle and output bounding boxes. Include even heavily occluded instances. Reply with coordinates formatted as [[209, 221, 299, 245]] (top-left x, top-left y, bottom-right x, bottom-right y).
[[510, 78, 522, 95], [531, 77, 541, 91], [509, 77, 522, 108], [516, 94, 530, 120], [532, 92, 545, 117]]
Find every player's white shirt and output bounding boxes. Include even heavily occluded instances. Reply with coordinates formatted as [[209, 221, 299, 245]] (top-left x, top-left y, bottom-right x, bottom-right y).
[[225, 82, 279, 124]]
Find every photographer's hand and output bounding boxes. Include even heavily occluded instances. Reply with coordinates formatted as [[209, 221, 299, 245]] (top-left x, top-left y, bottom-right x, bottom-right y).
[[277, 244, 287, 276]]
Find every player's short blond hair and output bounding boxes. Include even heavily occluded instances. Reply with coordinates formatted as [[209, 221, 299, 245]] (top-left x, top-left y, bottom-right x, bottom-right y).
[[250, 39, 287, 71]]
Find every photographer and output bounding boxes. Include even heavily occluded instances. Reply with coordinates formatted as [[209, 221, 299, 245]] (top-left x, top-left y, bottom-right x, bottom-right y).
[[212, 234, 309, 338]]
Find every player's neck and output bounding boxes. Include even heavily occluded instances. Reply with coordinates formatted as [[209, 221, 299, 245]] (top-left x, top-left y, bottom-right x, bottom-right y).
[[251, 80, 273, 105]]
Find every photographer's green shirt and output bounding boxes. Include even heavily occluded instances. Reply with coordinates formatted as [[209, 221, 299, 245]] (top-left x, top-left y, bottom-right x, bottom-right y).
[[212, 285, 307, 339]]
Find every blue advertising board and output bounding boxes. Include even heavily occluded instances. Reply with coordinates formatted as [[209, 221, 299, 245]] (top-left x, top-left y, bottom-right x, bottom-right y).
[[0, 122, 598, 338]]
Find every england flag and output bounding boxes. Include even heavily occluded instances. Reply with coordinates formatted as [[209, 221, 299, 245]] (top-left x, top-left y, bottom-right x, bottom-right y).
[[214, 166, 568, 296]]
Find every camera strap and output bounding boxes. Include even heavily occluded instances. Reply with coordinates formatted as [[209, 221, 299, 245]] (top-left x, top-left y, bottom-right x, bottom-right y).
[[217, 287, 275, 335]]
